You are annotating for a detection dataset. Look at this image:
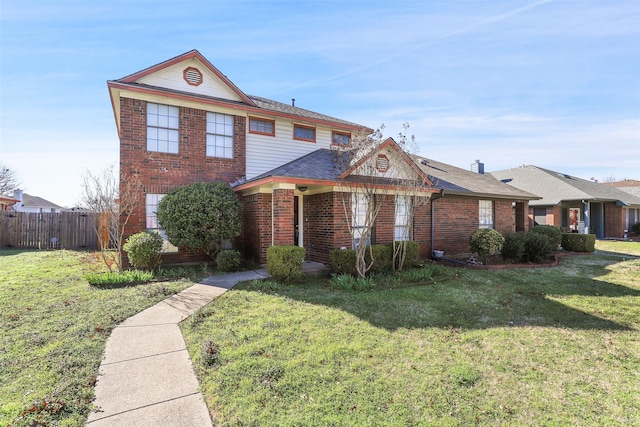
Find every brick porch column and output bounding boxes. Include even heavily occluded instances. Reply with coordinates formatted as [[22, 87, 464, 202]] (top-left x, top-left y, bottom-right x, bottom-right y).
[[272, 185, 295, 246]]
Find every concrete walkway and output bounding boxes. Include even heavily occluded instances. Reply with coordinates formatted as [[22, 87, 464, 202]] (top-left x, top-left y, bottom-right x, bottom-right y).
[[86, 269, 269, 426], [86, 262, 328, 426]]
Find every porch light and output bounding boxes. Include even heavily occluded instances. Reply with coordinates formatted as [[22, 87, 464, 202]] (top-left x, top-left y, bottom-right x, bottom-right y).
[[297, 186, 308, 192]]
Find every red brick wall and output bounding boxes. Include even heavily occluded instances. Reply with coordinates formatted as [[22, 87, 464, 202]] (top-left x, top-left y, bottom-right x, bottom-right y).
[[604, 202, 624, 238], [305, 192, 351, 264], [414, 196, 432, 259], [273, 189, 295, 246], [494, 200, 513, 235], [375, 194, 395, 244], [119, 97, 246, 264], [432, 196, 479, 254], [241, 193, 272, 263]]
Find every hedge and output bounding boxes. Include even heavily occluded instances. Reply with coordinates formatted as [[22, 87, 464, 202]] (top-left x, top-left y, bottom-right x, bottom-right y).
[[561, 233, 596, 252]]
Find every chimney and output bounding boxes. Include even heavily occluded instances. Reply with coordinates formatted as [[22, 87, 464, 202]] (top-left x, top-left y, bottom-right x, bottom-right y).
[[291, 98, 295, 107], [471, 160, 484, 174], [13, 189, 23, 202]]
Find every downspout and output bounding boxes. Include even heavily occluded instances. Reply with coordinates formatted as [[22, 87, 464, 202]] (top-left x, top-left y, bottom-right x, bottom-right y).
[[430, 190, 444, 257]]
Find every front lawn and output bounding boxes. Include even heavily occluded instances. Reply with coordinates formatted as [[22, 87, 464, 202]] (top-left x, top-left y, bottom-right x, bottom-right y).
[[0, 250, 196, 426], [182, 252, 640, 426]]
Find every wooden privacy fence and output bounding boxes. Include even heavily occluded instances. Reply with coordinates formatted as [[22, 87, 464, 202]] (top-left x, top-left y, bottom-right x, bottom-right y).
[[0, 211, 104, 250]]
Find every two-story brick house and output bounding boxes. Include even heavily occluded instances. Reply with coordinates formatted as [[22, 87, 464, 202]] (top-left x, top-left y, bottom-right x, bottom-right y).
[[108, 50, 537, 265]]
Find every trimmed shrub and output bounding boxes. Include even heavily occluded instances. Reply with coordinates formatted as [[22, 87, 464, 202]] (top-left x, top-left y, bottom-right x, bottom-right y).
[[366, 244, 392, 273], [330, 249, 357, 276], [85, 270, 154, 286], [123, 231, 163, 270], [469, 228, 504, 262], [562, 233, 596, 252], [632, 222, 640, 234], [501, 232, 527, 263], [523, 232, 554, 263], [531, 225, 563, 248], [266, 245, 305, 283], [216, 250, 241, 272], [390, 240, 420, 269], [156, 182, 241, 260]]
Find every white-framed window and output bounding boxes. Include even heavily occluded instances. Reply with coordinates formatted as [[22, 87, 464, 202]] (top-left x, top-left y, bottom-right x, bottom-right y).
[[206, 112, 234, 158], [395, 195, 412, 241], [479, 200, 494, 229], [332, 131, 350, 146], [293, 124, 316, 142], [147, 103, 179, 153], [249, 117, 275, 136], [145, 194, 178, 253], [352, 192, 371, 248]]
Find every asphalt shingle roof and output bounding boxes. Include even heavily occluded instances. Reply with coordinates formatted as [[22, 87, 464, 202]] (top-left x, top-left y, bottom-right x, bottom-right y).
[[242, 148, 539, 200], [490, 165, 640, 207]]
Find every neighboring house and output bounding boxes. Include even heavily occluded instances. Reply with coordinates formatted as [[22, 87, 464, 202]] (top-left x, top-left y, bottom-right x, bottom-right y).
[[108, 50, 538, 265], [0, 195, 19, 211], [490, 166, 640, 239], [604, 179, 640, 234], [12, 189, 65, 213]]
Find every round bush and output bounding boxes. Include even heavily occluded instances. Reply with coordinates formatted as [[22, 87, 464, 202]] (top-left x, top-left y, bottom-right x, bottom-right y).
[[523, 232, 554, 263], [501, 232, 526, 263], [531, 225, 562, 248], [216, 250, 241, 272], [632, 222, 640, 234], [123, 231, 163, 270], [469, 228, 504, 262], [266, 245, 305, 283]]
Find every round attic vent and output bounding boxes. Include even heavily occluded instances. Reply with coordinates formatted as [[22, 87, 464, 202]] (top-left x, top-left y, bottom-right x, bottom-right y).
[[183, 67, 203, 86]]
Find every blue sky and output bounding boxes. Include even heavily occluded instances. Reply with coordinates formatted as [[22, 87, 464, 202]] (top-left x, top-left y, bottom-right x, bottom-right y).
[[1, 0, 639, 207]]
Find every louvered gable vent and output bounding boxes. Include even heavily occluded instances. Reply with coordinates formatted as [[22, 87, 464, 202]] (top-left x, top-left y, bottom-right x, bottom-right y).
[[183, 67, 203, 86]]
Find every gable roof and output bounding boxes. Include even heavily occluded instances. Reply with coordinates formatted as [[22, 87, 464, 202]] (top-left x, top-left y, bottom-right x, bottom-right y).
[[413, 157, 539, 200], [19, 193, 65, 210], [490, 165, 640, 207], [108, 50, 367, 135]]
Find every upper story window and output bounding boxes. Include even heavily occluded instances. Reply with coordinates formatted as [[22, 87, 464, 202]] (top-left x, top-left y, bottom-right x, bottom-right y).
[[206, 112, 234, 158], [147, 103, 179, 153], [332, 131, 351, 146], [293, 124, 316, 142], [249, 117, 275, 136], [479, 200, 494, 229]]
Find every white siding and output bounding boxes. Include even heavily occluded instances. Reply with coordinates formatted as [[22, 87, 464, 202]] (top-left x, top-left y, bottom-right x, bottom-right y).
[[246, 119, 335, 179], [137, 58, 244, 102]]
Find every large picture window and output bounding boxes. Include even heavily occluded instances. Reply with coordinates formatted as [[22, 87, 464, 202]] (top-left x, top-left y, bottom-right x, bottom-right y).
[[146, 194, 178, 252], [479, 200, 494, 229], [147, 103, 179, 153], [206, 112, 234, 158]]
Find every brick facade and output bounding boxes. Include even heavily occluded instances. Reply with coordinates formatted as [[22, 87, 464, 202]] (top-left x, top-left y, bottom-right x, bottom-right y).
[[273, 189, 295, 246], [119, 97, 246, 264], [241, 193, 272, 263], [304, 192, 351, 264], [604, 202, 624, 238]]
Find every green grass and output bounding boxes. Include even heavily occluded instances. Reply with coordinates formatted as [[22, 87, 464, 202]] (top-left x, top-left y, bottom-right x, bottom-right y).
[[182, 254, 640, 426], [0, 250, 197, 426], [595, 239, 640, 257]]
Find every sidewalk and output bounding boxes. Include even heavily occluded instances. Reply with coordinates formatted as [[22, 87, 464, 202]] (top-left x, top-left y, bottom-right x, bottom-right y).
[[86, 262, 328, 426], [86, 269, 269, 426]]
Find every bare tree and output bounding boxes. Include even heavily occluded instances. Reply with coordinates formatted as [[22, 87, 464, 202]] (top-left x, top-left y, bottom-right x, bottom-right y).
[[333, 124, 435, 277], [0, 164, 20, 196], [81, 165, 143, 272]]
